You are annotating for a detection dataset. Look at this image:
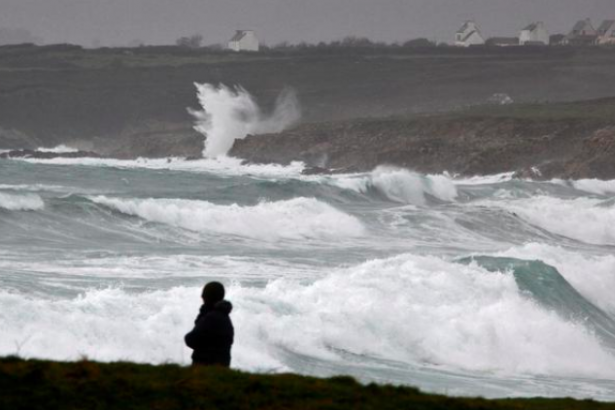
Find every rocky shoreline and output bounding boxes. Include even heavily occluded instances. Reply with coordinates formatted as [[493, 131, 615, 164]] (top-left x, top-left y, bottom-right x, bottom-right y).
[[2, 93, 614, 180], [2, 45, 615, 179], [3, 108, 615, 180], [231, 100, 615, 180]]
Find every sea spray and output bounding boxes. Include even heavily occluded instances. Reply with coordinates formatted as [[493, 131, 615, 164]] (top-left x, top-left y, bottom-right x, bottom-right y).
[[188, 83, 301, 157]]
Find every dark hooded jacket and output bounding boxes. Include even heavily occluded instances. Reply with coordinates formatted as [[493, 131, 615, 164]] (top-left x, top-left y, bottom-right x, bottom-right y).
[[184, 300, 234, 366]]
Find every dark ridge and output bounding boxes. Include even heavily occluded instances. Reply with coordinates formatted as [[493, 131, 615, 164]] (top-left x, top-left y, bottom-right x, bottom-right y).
[[1, 358, 613, 410]]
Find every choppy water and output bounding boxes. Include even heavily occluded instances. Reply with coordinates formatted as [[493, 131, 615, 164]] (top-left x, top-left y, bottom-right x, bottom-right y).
[[2, 156, 615, 400]]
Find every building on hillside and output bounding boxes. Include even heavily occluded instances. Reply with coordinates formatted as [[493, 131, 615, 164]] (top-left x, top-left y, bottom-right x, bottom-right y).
[[485, 37, 519, 47], [455, 21, 485, 47], [565, 19, 598, 45], [519, 22, 549, 45], [597, 20, 615, 45], [228, 30, 259, 52]]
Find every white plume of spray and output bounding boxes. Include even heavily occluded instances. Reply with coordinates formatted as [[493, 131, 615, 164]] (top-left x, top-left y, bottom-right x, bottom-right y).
[[188, 83, 301, 158]]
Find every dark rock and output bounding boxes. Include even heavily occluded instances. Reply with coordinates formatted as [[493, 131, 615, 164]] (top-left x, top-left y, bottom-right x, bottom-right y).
[[94, 121, 204, 159], [230, 114, 615, 180], [0, 149, 101, 159]]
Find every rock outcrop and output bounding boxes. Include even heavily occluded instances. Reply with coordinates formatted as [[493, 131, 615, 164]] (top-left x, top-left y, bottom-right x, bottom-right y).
[[0, 149, 101, 159], [93, 121, 204, 159], [231, 115, 615, 179]]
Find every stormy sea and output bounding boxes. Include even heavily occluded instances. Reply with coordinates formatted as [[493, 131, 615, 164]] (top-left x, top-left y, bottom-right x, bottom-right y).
[[1, 85, 615, 400]]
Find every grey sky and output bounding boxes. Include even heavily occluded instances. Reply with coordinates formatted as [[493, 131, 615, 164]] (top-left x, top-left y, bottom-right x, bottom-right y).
[[1, 0, 613, 47]]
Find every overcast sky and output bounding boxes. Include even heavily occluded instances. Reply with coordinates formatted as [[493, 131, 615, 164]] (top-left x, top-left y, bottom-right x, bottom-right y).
[[1, 0, 613, 47]]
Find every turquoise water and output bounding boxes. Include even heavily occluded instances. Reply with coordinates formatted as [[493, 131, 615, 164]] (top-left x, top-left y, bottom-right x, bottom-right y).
[[1, 157, 615, 400]]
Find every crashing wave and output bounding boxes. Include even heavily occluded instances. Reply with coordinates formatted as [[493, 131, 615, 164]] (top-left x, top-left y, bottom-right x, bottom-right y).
[[4, 254, 614, 379], [89, 196, 364, 241], [332, 166, 457, 205], [484, 196, 615, 245], [188, 83, 301, 158], [0, 192, 44, 211]]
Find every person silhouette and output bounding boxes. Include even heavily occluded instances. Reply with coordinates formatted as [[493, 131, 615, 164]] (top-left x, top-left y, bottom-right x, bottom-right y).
[[184, 281, 234, 367]]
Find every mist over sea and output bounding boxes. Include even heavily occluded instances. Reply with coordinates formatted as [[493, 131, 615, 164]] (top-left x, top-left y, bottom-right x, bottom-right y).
[[1, 85, 615, 400]]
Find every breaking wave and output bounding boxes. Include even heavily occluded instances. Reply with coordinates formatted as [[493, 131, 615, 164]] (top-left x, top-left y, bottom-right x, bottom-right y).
[[236, 254, 615, 378], [0, 192, 44, 211], [487, 196, 615, 245], [2, 254, 614, 379], [188, 83, 301, 158], [333, 167, 457, 205], [496, 243, 615, 315], [37, 145, 79, 154], [89, 196, 364, 241], [570, 179, 615, 196]]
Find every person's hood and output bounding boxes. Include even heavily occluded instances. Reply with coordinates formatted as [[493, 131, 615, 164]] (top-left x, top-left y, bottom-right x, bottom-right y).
[[214, 300, 233, 315]]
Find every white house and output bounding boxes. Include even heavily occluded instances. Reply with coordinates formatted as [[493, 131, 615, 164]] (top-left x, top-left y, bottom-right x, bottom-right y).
[[455, 21, 485, 47], [597, 20, 615, 45], [565, 19, 598, 45], [228, 30, 259, 52], [519, 22, 549, 45]]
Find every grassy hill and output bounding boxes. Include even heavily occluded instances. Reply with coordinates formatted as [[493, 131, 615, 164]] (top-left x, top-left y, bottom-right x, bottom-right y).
[[1, 357, 613, 410]]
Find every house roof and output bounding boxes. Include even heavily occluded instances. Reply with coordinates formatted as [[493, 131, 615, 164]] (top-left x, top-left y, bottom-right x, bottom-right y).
[[461, 30, 481, 42], [597, 20, 615, 34], [523, 23, 538, 31], [457, 21, 477, 34], [229, 30, 252, 42], [571, 19, 595, 34]]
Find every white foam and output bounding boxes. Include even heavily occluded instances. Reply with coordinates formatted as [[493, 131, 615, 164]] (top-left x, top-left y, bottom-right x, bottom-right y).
[[571, 179, 615, 196], [231, 255, 615, 378], [0, 184, 70, 193], [90, 196, 365, 241], [0, 192, 44, 211], [452, 172, 516, 186], [2, 254, 614, 378], [13, 156, 306, 178], [37, 145, 79, 154], [0, 287, 198, 364], [484, 196, 615, 245], [189, 83, 300, 157], [331, 167, 457, 205]]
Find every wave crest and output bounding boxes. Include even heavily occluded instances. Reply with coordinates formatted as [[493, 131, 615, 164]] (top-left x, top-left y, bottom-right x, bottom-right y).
[[334, 167, 457, 205], [488, 196, 615, 245], [90, 196, 364, 241], [0, 192, 44, 211]]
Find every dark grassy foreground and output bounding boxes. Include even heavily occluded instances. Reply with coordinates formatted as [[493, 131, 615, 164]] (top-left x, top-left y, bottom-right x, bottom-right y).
[[1, 358, 613, 410]]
